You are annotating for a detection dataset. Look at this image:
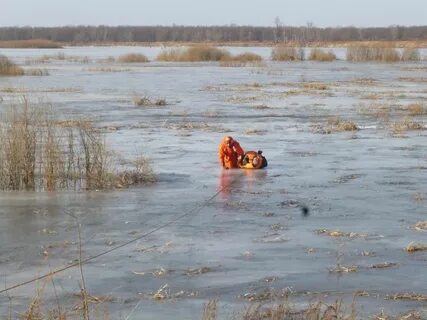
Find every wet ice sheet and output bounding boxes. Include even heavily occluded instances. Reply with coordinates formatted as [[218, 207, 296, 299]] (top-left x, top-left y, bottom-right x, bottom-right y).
[[0, 47, 427, 319]]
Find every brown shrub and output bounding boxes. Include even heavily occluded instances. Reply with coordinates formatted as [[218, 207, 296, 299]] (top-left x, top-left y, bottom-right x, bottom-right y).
[[309, 48, 336, 61], [0, 55, 24, 76], [271, 46, 304, 61], [117, 53, 149, 63]]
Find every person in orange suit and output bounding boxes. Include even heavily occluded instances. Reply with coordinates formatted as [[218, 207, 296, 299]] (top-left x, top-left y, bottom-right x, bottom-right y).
[[218, 136, 244, 169]]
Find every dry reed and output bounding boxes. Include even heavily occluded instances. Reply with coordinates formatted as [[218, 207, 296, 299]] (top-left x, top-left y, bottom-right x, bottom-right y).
[[346, 47, 400, 62], [117, 53, 149, 63], [157, 46, 231, 62], [309, 48, 336, 61], [271, 46, 304, 61], [0, 55, 24, 76], [401, 48, 420, 61], [219, 52, 264, 67], [0, 39, 62, 48], [0, 99, 155, 191]]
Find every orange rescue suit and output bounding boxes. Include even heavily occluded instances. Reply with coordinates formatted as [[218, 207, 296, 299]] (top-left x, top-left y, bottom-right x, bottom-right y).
[[218, 138, 244, 169]]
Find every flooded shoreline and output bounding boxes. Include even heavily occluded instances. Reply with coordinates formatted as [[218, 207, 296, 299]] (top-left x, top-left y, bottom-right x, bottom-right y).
[[0, 46, 426, 319]]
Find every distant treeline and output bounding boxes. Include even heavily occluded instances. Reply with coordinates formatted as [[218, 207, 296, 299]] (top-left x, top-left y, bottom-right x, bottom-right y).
[[1, 25, 427, 43]]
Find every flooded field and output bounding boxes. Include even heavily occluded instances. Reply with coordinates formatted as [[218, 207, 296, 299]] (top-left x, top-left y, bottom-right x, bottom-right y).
[[0, 47, 427, 319]]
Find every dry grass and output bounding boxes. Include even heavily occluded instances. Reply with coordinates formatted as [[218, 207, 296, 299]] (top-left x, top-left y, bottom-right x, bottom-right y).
[[390, 119, 425, 134], [0, 99, 155, 191], [302, 82, 329, 90], [87, 67, 131, 72], [386, 292, 427, 301], [219, 52, 264, 67], [202, 300, 218, 320], [0, 55, 24, 76], [157, 46, 231, 62], [0, 39, 62, 48], [26, 53, 66, 64], [133, 96, 168, 106], [25, 68, 50, 76], [316, 229, 367, 239], [399, 77, 427, 83], [346, 47, 400, 62], [271, 46, 304, 61], [412, 221, 427, 231], [117, 53, 149, 63], [401, 48, 420, 61], [406, 103, 427, 116], [202, 297, 357, 320], [312, 118, 359, 134], [405, 242, 427, 253], [309, 48, 336, 61]]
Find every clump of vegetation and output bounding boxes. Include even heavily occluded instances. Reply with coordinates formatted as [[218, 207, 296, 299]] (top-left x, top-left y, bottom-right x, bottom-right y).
[[133, 96, 168, 106], [0, 55, 24, 76], [391, 119, 425, 134], [401, 48, 420, 61], [157, 46, 231, 62], [309, 48, 336, 61], [0, 99, 155, 191], [312, 118, 359, 134], [412, 221, 427, 231], [302, 82, 329, 90], [406, 103, 427, 116], [346, 47, 400, 62], [117, 53, 149, 63], [405, 242, 427, 253], [0, 39, 62, 48], [271, 46, 304, 61], [219, 52, 264, 67]]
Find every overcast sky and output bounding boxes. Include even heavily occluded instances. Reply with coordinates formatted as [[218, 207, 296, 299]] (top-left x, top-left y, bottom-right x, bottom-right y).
[[1, 0, 426, 27]]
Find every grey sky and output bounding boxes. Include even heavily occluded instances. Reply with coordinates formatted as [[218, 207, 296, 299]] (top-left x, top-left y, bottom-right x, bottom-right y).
[[1, 0, 426, 27]]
